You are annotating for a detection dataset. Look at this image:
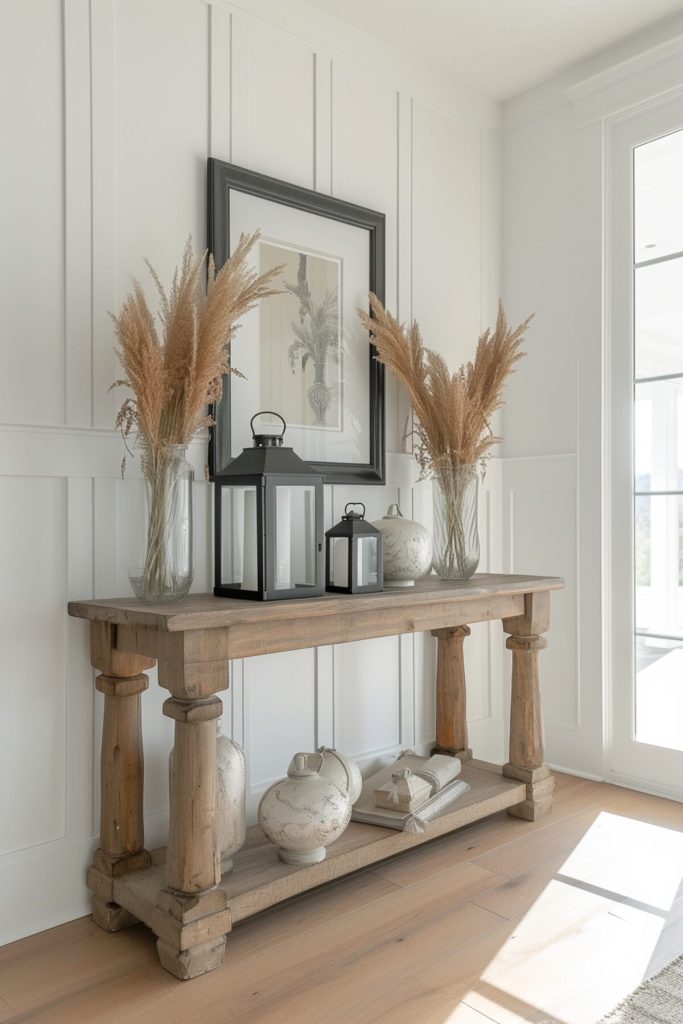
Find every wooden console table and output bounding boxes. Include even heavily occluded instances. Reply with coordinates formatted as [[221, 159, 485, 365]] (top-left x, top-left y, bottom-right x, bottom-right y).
[[68, 572, 562, 980]]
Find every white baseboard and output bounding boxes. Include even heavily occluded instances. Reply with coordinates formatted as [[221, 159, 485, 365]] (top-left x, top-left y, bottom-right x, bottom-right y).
[[605, 769, 683, 804], [541, 763, 683, 805], [547, 762, 604, 783]]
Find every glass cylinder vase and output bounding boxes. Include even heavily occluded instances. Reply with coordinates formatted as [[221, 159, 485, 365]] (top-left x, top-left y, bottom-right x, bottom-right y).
[[128, 443, 194, 601], [432, 464, 480, 580]]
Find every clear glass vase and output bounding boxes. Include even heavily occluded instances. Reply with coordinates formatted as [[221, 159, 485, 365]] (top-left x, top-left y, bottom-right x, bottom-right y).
[[432, 464, 480, 580], [128, 444, 194, 601]]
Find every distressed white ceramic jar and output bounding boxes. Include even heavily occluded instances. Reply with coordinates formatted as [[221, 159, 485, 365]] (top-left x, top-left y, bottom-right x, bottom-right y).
[[169, 724, 246, 874], [317, 746, 363, 804], [258, 752, 352, 865], [372, 504, 433, 587]]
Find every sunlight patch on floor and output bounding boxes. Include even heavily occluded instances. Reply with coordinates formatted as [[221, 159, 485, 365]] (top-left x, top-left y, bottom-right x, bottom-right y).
[[480, 879, 662, 1022], [464, 813, 683, 1024], [559, 811, 683, 910]]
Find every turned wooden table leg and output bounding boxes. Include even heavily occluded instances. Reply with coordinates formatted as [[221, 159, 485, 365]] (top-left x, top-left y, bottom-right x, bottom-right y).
[[164, 696, 221, 893], [502, 592, 555, 820], [155, 645, 231, 980], [432, 625, 472, 760], [86, 622, 155, 931]]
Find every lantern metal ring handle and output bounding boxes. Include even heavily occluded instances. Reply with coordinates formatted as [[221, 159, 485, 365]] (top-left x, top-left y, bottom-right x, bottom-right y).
[[250, 410, 286, 438], [250, 411, 287, 449], [344, 502, 366, 519]]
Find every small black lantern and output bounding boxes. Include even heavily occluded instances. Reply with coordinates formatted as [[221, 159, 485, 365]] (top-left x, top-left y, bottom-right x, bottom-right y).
[[214, 412, 324, 601], [326, 503, 384, 594]]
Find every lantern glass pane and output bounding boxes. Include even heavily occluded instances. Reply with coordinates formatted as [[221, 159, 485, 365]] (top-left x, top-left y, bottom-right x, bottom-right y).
[[330, 537, 350, 588], [220, 485, 258, 590], [274, 485, 316, 591], [357, 536, 379, 587]]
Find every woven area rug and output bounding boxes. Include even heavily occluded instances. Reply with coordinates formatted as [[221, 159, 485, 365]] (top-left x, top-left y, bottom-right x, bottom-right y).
[[598, 954, 683, 1022]]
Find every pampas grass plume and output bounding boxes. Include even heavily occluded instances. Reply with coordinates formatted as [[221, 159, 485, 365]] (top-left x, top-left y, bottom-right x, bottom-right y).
[[358, 294, 532, 474], [111, 231, 282, 450]]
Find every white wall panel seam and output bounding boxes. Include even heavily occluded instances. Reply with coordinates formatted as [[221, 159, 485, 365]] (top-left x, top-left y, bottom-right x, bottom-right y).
[[90, 0, 117, 429], [311, 52, 317, 190], [63, 0, 91, 427], [313, 53, 332, 194], [229, 14, 249, 165]]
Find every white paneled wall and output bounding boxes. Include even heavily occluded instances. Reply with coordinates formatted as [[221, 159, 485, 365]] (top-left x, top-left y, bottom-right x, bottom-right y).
[[0, 0, 501, 944], [0, 0, 65, 427], [501, 456, 579, 770], [1, 478, 67, 855], [413, 102, 484, 354]]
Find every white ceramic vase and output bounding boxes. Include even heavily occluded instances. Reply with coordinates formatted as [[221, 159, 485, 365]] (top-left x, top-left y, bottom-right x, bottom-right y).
[[317, 746, 363, 804], [372, 504, 433, 587], [216, 732, 247, 872], [169, 723, 246, 874], [258, 752, 352, 865]]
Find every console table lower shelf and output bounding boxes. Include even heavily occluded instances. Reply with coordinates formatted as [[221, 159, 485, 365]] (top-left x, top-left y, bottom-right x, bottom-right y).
[[87, 760, 527, 975], [69, 574, 563, 979]]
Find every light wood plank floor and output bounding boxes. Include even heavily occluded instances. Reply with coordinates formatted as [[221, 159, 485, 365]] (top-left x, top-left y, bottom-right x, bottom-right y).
[[1, 772, 682, 1024]]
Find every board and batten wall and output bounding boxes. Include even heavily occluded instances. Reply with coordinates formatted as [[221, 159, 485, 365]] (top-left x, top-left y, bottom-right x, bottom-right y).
[[0, 0, 503, 943]]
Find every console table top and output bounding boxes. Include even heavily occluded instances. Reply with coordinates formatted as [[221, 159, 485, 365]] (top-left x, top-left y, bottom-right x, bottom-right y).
[[68, 572, 563, 633]]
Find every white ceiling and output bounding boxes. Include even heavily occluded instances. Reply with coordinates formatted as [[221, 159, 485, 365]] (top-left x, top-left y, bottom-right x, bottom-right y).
[[301, 0, 683, 100]]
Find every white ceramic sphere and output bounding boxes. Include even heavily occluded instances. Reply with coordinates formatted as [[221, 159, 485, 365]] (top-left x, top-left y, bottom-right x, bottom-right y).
[[372, 504, 433, 586], [258, 753, 352, 865], [317, 747, 363, 804]]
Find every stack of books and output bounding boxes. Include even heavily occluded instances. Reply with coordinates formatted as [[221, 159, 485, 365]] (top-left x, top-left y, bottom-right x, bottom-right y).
[[351, 751, 470, 833]]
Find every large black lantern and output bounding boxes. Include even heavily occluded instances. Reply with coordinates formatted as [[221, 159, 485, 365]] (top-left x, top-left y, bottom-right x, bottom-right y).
[[326, 503, 383, 594], [214, 412, 324, 600]]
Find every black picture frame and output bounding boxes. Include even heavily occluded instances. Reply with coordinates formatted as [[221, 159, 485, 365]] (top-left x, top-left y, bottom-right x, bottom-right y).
[[207, 158, 386, 484]]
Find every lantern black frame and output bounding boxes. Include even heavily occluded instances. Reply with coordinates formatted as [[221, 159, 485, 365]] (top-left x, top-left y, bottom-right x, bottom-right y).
[[325, 503, 384, 595], [207, 158, 386, 485], [214, 414, 325, 602]]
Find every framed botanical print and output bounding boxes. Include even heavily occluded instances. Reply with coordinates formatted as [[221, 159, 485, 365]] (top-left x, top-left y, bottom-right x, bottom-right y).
[[207, 159, 386, 484]]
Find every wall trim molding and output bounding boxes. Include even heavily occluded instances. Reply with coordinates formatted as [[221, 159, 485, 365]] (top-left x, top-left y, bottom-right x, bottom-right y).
[[503, 16, 683, 131], [564, 32, 683, 104]]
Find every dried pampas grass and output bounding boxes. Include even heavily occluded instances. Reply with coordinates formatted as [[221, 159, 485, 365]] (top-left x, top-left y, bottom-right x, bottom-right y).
[[358, 293, 532, 475], [111, 231, 282, 451], [111, 232, 281, 601], [359, 293, 532, 578]]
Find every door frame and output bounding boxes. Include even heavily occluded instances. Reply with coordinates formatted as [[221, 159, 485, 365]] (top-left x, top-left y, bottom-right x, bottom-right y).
[[605, 97, 683, 801]]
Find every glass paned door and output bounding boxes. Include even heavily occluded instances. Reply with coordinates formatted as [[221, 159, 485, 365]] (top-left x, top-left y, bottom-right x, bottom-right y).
[[633, 132, 683, 754], [610, 104, 683, 794]]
